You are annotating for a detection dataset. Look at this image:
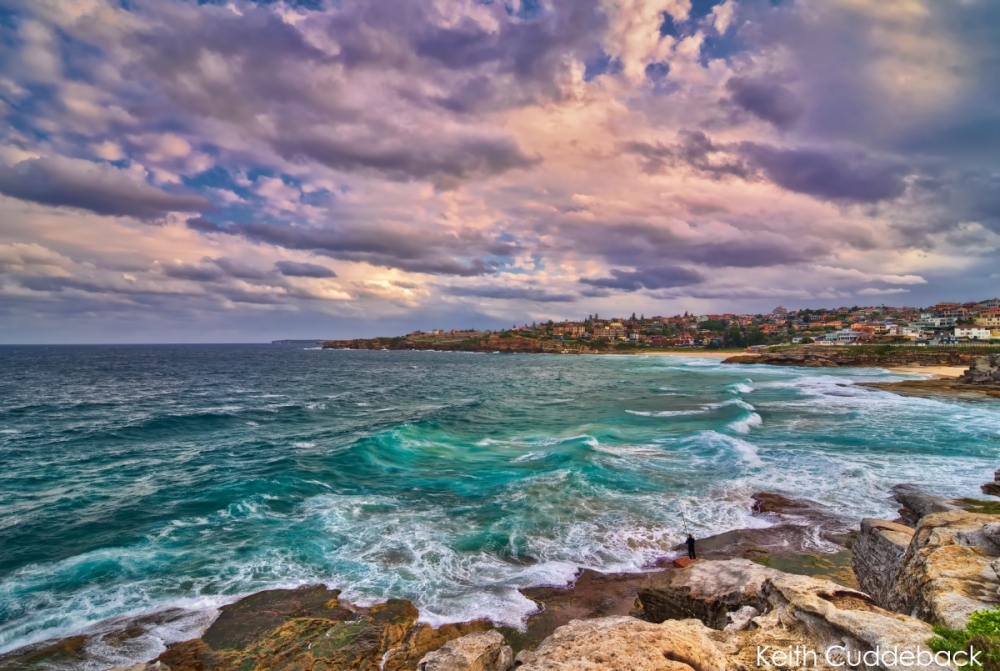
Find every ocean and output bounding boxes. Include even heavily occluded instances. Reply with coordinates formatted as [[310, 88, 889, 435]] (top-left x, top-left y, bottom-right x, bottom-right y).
[[1, 345, 998, 665]]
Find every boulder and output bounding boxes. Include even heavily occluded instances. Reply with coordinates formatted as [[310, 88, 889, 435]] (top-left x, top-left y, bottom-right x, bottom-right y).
[[755, 573, 949, 671], [638, 558, 779, 629], [890, 511, 1000, 628], [851, 519, 914, 610], [513, 616, 730, 671], [891, 484, 961, 526], [417, 630, 512, 671]]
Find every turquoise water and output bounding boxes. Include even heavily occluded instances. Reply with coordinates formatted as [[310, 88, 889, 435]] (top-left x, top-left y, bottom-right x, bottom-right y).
[[1, 345, 999, 662]]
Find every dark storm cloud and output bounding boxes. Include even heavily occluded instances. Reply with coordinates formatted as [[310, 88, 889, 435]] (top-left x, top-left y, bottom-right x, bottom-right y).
[[272, 133, 538, 187], [725, 76, 803, 130], [162, 262, 225, 282], [739, 143, 907, 203], [624, 132, 908, 204], [580, 266, 703, 291], [188, 218, 516, 277], [447, 285, 577, 302], [211, 257, 275, 280], [0, 157, 210, 220], [551, 221, 817, 272], [275, 260, 337, 278]]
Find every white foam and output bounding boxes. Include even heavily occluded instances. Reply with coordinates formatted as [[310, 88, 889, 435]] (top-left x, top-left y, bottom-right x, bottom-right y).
[[626, 409, 704, 417], [729, 412, 763, 434]]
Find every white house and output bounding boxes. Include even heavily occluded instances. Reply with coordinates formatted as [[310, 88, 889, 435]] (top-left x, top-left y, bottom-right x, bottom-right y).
[[955, 327, 992, 340]]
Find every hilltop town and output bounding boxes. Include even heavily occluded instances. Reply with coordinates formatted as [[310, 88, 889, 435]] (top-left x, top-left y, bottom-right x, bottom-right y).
[[317, 298, 1000, 353]]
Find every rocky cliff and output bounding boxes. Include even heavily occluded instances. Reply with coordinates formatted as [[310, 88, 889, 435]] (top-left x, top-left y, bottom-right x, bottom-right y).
[[852, 484, 1000, 628]]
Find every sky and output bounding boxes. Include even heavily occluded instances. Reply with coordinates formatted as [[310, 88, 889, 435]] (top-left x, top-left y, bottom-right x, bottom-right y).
[[0, 0, 998, 343]]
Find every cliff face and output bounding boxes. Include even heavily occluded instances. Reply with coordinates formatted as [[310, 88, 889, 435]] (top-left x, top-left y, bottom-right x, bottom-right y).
[[852, 486, 1000, 629]]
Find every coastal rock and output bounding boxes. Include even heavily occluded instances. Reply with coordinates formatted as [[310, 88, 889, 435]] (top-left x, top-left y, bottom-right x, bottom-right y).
[[513, 616, 730, 671], [154, 594, 491, 671], [722, 606, 758, 632], [959, 355, 1000, 385], [889, 511, 1000, 628], [851, 519, 914, 610], [753, 573, 948, 671], [638, 558, 780, 629], [416, 631, 512, 671], [891, 484, 961, 527], [982, 469, 1000, 498], [520, 565, 948, 671]]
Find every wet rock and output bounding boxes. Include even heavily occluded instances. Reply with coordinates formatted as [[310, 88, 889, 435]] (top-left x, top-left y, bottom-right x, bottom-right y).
[[513, 616, 729, 671], [891, 484, 961, 527], [417, 630, 512, 671], [155, 596, 489, 671], [851, 519, 914, 609], [201, 584, 356, 651]]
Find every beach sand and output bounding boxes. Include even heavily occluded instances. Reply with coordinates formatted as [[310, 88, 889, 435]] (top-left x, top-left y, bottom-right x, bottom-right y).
[[885, 365, 966, 378], [629, 350, 742, 359]]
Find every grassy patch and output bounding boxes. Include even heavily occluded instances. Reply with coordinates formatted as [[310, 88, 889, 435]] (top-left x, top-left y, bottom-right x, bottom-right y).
[[959, 498, 1000, 515], [929, 606, 1000, 670]]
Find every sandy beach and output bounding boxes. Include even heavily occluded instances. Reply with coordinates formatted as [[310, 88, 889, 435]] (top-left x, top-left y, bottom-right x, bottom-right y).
[[885, 365, 966, 378], [628, 350, 742, 358]]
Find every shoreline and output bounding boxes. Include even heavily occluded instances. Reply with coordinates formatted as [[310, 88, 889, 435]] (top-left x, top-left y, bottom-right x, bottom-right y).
[[5, 485, 1000, 671]]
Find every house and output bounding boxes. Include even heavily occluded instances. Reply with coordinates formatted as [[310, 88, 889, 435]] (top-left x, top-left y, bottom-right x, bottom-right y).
[[980, 298, 1000, 309], [553, 323, 586, 339], [594, 321, 626, 340], [955, 327, 992, 340], [832, 329, 861, 344]]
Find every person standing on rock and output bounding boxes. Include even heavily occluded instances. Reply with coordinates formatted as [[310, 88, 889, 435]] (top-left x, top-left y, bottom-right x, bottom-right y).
[[686, 533, 697, 560]]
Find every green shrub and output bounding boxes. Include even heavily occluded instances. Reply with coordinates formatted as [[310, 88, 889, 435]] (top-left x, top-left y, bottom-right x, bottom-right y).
[[928, 606, 1000, 670]]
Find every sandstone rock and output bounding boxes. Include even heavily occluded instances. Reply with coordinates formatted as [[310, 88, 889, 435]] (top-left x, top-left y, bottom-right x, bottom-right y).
[[722, 606, 758, 632], [757, 573, 949, 671], [155, 597, 490, 671], [638, 558, 779, 629], [851, 518, 914, 609], [638, 559, 950, 671], [513, 616, 730, 671], [417, 630, 512, 671], [891, 484, 961, 526], [890, 511, 1000, 628]]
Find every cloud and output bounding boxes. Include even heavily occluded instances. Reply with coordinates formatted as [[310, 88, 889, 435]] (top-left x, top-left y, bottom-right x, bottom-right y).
[[739, 144, 908, 203], [626, 133, 908, 204], [580, 266, 704, 291], [857, 287, 910, 296], [0, 157, 210, 220], [188, 218, 511, 277], [272, 133, 538, 188], [726, 76, 803, 130], [275, 260, 337, 278], [447, 285, 576, 302]]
